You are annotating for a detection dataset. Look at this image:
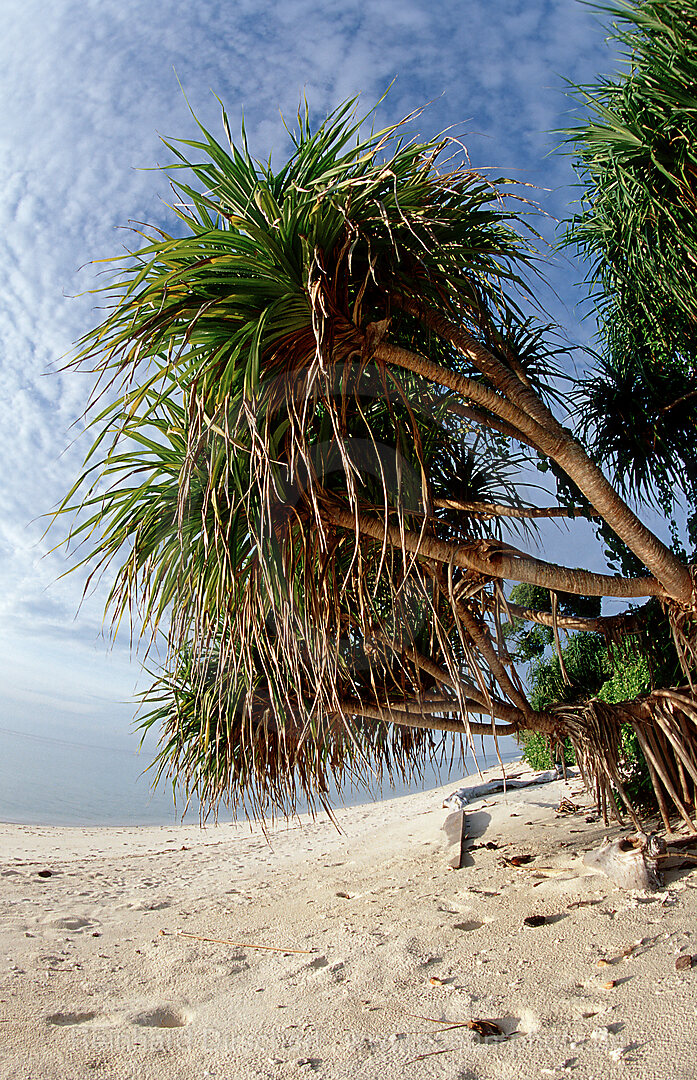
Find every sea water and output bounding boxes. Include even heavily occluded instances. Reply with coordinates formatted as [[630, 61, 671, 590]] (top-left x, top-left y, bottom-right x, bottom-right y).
[[0, 723, 521, 827]]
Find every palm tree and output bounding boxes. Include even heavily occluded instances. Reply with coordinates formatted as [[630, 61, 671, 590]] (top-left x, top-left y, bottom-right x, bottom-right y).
[[60, 98, 697, 827]]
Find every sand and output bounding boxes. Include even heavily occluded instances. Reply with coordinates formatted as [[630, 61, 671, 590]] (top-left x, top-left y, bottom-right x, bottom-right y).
[[1, 761, 696, 1080]]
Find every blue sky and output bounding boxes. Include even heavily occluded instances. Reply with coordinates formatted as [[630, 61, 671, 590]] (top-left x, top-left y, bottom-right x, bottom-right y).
[[0, 0, 621, 765]]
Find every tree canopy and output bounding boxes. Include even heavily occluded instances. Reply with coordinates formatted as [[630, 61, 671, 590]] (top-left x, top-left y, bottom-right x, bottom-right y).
[[60, 55, 697, 827]]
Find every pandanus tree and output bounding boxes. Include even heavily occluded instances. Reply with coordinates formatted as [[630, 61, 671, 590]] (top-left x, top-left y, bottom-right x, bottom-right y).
[[61, 95, 697, 828], [565, 0, 697, 535]]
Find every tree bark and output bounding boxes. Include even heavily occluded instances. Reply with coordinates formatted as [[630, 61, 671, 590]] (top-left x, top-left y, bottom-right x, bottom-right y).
[[340, 698, 515, 736], [454, 601, 534, 720]]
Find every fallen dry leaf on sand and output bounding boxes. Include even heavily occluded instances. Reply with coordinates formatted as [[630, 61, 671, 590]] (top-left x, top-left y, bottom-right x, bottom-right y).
[[468, 1019, 505, 1038], [507, 854, 534, 866]]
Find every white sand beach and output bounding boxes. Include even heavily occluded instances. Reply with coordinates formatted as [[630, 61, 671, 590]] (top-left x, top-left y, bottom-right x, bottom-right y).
[[1, 762, 696, 1080]]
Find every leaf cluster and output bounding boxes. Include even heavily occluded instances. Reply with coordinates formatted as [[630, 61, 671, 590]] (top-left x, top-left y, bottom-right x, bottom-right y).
[[564, 0, 697, 347]]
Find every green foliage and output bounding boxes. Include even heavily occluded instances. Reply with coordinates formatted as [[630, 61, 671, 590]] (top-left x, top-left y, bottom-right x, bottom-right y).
[[528, 633, 608, 712], [565, 0, 697, 346], [596, 651, 650, 704], [565, 1, 697, 537], [519, 729, 574, 771], [580, 335, 697, 516], [525, 632, 650, 713], [520, 625, 654, 797], [503, 583, 601, 663]]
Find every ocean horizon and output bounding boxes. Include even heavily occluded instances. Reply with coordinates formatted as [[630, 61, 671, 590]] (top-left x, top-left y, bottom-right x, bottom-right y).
[[0, 723, 521, 827]]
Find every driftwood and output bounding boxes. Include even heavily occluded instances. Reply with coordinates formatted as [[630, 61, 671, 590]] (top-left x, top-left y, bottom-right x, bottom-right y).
[[442, 810, 468, 869], [583, 836, 661, 890], [441, 769, 563, 868], [581, 830, 697, 890], [442, 769, 562, 810]]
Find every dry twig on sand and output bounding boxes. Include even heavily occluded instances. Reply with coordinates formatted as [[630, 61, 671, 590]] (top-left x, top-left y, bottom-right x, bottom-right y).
[[172, 930, 312, 954]]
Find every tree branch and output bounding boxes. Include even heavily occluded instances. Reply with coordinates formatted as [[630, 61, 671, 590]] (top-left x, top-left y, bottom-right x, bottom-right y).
[[501, 602, 641, 634], [326, 503, 667, 599], [399, 303, 693, 605], [402, 647, 515, 717], [454, 600, 534, 719], [340, 698, 515, 736], [374, 339, 554, 453], [435, 498, 598, 521], [443, 399, 539, 449]]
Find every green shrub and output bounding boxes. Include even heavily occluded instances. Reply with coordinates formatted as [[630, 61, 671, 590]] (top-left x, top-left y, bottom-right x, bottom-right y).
[[518, 730, 575, 771], [596, 653, 650, 704]]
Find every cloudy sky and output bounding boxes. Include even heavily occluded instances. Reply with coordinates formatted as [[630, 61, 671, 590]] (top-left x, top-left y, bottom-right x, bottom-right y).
[[0, 0, 623, 797]]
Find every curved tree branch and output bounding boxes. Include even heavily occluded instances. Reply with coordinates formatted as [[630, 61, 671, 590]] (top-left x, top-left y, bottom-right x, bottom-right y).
[[399, 303, 693, 605], [454, 600, 534, 719]]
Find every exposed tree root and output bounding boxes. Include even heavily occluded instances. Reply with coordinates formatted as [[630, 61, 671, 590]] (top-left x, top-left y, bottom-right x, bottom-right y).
[[547, 689, 697, 833]]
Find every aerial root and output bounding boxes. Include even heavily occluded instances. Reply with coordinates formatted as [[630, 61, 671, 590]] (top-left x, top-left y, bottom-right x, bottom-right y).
[[549, 690, 697, 833]]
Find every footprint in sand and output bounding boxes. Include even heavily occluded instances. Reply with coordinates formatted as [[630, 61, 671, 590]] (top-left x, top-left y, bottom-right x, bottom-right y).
[[129, 1006, 192, 1029], [52, 916, 94, 932], [453, 919, 484, 932], [47, 1011, 99, 1026]]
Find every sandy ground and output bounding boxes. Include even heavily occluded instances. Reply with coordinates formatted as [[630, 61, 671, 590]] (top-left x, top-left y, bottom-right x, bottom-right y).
[[1, 762, 696, 1080]]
